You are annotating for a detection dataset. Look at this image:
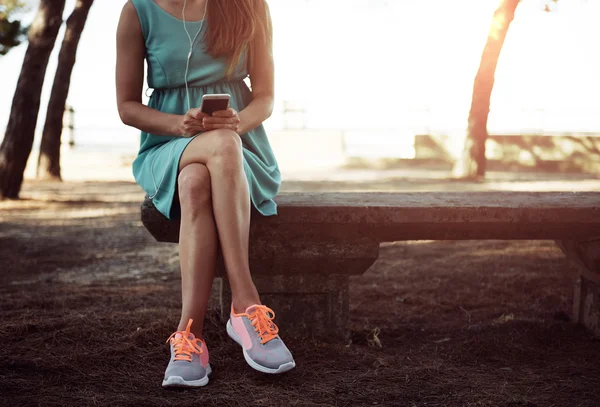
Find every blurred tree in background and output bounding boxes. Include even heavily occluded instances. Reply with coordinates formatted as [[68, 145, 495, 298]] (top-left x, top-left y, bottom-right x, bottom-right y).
[[38, 0, 95, 180], [454, 0, 560, 179], [0, 0, 65, 199], [0, 0, 27, 56], [454, 0, 520, 179]]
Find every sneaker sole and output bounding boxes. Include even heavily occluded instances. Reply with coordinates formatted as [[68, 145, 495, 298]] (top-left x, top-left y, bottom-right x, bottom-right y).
[[162, 364, 212, 388], [226, 319, 296, 374]]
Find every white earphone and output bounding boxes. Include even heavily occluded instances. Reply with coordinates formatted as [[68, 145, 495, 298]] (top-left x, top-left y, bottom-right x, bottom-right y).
[[182, 0, 209, 111], [148, 0, 209, 201]]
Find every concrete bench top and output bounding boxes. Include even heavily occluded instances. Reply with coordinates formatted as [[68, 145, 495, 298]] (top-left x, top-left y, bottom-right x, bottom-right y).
[[140, 191, 600, 338], [141, 191, 600, 242]]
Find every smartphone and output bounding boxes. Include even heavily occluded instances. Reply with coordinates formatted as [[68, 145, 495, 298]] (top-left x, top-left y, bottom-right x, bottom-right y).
[[200, 94, 230, 115]]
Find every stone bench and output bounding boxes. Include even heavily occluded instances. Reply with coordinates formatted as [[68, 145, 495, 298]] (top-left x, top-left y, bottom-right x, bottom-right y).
[[141, 191, 600, 338]]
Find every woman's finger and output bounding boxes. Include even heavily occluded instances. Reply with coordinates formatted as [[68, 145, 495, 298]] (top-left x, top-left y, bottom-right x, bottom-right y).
[[185, 126, 205, 134], [184, 114, 203, 123], [187, 108, 202, 118], [193, 111, 208, 120], [184, 120, 203, 128], [203, 117, 238, 125], [203, 123, 238, 131], [212, 108, 237, 118]]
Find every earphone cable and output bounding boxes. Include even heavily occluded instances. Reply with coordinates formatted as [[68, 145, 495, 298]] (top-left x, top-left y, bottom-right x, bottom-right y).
[[148, 0, 209, 201]]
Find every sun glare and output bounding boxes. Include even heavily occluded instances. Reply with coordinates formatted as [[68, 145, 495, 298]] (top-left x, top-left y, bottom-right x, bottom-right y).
[[268, 0, 598, 137]]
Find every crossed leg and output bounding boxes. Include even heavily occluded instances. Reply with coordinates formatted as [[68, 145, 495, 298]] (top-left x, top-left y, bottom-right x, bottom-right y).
[[175, 129, 261, 338]]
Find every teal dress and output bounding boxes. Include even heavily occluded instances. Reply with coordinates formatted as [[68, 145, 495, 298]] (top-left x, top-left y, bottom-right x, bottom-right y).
[[130, 0, 281, 220]]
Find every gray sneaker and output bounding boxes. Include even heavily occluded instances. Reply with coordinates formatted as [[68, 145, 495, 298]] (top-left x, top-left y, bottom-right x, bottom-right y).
[[162, 319, 212, 387], [226, 304, 295, 374]]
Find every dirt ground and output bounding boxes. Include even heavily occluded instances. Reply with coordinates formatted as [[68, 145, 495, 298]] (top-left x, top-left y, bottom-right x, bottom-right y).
[[1, 173, 600, 407]]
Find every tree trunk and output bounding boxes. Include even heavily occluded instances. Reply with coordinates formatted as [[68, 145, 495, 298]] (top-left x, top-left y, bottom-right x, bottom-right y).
[[37, 0, 94, 180], [0, 0, 66, 199], [453, 0, 520, 179]]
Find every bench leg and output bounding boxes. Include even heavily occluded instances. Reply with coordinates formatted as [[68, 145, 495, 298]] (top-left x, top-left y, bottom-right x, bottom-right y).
[[207, 241, 380, 339], [214, 275, 350, 339], [556, 239, 600, 336]]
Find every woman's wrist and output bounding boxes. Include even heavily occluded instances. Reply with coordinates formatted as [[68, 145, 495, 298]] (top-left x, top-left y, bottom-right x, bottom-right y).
[[168, 114, 184, 137], [236, 119, 247, 135], [237, 96, 273, 135], [237, 111, 260, 135]]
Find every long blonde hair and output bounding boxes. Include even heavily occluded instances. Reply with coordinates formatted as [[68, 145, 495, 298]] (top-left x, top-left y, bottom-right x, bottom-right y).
[[204, 0, 272, 78]]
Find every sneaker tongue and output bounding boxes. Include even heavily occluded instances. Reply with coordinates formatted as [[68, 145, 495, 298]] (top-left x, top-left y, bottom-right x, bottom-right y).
[[174, 332, 195, 340], [246, 306, 276, 337], [245, 304, 260, 314]]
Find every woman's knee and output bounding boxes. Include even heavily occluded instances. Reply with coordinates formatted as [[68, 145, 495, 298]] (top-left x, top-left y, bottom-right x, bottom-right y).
[[210, 129, 243, 164], [177, 163, 212, 209]]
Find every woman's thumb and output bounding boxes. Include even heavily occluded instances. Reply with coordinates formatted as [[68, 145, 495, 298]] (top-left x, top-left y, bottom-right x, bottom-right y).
[[188, 108, 202, 118]]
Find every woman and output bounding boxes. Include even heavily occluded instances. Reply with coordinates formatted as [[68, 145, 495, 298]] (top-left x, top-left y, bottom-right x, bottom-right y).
[[115, 0, 294, 388]]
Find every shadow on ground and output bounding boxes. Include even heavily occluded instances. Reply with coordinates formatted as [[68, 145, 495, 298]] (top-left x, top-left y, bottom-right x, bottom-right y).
[[1, 179, 599, 407]]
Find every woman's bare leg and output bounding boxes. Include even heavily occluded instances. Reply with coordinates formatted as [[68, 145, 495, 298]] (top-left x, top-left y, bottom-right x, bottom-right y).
[[179, 129, 260, 314], [176, 163, 218, 338]]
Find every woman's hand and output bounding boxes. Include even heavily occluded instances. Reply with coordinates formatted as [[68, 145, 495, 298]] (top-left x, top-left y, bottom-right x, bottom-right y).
[[179, 108, 208, 137], [202, 108, 241, 133]]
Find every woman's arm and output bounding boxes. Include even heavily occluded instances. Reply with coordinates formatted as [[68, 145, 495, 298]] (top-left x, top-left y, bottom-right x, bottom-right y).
[[116, 1, 204, 137], [204, 4, 274, 134], [237, 3, 275, 135]]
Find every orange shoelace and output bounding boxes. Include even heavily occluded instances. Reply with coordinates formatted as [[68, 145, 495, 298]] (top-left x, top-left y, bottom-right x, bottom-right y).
[[248, 305, 279, 345], [165, 318, 204, 362]]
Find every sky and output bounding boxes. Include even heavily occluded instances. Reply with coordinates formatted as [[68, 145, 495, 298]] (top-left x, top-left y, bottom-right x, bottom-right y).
[[1, 0, 599, 151]]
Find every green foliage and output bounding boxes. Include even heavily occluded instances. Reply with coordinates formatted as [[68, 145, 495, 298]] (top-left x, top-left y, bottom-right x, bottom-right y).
[[0, 0, 26, 20], [0, 0, 27, 56]]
